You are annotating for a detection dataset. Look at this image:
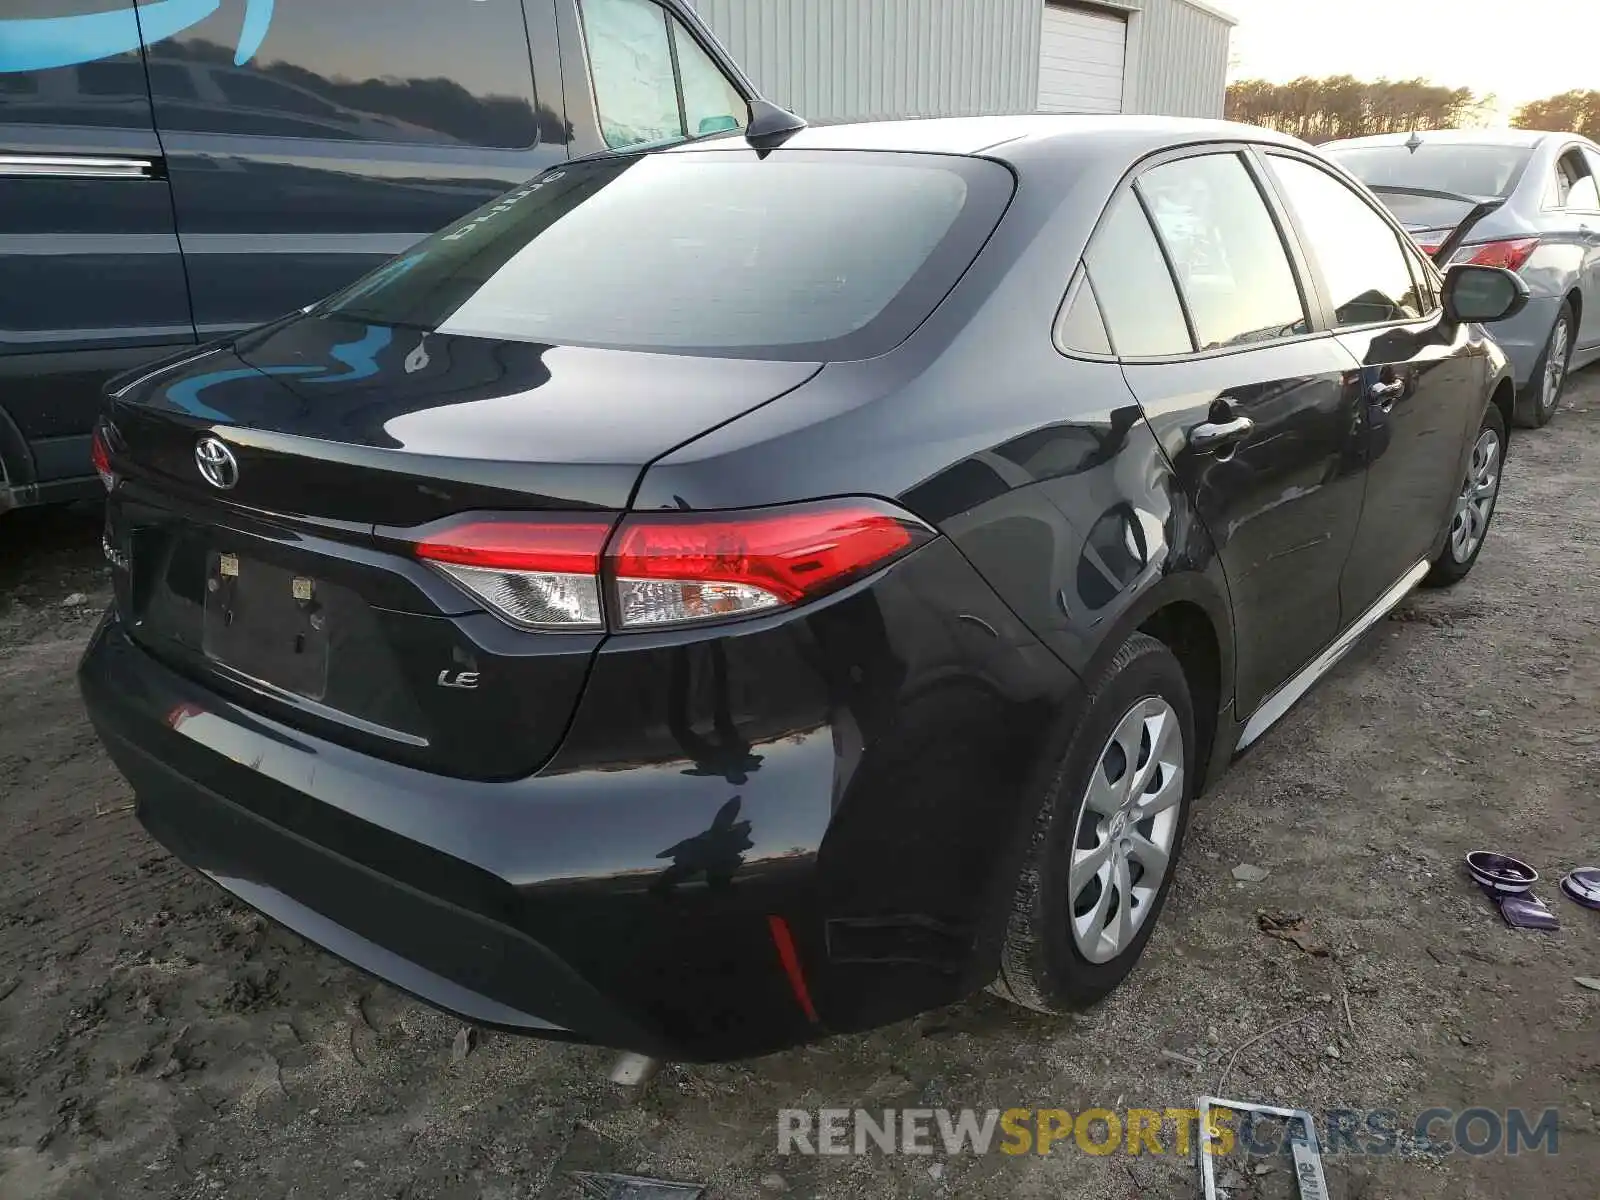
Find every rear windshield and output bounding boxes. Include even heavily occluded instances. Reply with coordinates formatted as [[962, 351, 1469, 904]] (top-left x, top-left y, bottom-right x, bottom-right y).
[[324, 148, 1014, 361], [1325, 144, 1533, 226]]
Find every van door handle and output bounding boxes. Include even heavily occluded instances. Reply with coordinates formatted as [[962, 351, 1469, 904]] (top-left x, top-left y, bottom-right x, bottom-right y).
[[1189, 415, 1255, 453]]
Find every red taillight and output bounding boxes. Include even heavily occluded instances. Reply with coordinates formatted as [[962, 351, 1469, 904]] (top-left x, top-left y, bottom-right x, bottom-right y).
[[415, 519, 610, 574], [90, 423, 115, 491], [411, 500, 932, 632], [1453, 237, 1540, 273], [609, 501, 931, 628], [414, 516, 612, 630]]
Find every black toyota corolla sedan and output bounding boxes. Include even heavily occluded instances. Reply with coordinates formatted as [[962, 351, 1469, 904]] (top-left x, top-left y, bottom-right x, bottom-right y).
[[80, 115, 1525, 1061]]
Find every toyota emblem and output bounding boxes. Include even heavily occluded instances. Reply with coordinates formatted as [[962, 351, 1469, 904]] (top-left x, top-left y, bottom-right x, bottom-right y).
[[195, 436, 239, 490]]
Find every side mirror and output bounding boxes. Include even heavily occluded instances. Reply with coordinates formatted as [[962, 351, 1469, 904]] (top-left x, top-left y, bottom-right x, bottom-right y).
[[698, 114, 740, 135], [1442, 264, 1530, 325]]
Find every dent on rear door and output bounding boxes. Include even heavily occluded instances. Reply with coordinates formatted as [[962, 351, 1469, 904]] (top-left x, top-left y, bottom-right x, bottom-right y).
[[906, 357, 1230, 685]]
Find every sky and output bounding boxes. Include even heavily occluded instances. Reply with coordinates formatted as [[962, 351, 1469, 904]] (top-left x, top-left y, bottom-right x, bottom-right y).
[[1224, 0, 1600, 120]]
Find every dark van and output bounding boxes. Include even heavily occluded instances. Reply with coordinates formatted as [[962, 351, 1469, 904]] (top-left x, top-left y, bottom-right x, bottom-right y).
[[1, 0, 760, 512]]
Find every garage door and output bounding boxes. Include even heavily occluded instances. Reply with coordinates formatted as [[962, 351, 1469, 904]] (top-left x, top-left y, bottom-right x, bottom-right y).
[[1038, 3, 1127, 114]]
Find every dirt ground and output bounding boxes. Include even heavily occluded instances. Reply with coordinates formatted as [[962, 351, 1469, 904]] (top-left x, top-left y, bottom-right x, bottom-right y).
[[4, 373, 1600, 1200]]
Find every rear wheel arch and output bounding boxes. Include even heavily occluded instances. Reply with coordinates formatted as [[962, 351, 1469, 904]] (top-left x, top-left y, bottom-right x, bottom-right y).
[[1137, 601, 1223, 794], [1567, 287, 1582, 332], [1075, 570, 1235, 792]]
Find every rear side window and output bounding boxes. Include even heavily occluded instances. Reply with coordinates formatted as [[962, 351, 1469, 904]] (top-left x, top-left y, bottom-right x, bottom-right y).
[[1138, 153, 1308, 350], [1054, 272, 1113, 356], [324, 150, 1014, 361], [581, 0, 748, 148], [1552, 149, 1600, 211], [143, 0, 545, 148], [1268, 156, 1424, 328], [1084, 193, 1193, 357]]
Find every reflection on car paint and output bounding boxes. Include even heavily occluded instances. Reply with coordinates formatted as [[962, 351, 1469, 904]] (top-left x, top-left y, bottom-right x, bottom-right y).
[[0, 0, 275, 73], [164, 323, 394, 417], [302, 323, 393, 385]]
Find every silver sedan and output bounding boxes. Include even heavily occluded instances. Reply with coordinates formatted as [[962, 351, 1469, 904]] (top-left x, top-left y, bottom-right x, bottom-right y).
[[1324, 128, 1600, 427]]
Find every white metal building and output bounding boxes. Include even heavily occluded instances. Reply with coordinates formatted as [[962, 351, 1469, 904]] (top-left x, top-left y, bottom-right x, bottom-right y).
[[689, 0, 1236, 124]]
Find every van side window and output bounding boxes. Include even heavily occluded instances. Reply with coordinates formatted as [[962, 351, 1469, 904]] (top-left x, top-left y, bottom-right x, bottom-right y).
[[581, 0, 747, 149], [142, 0, 545, 148]]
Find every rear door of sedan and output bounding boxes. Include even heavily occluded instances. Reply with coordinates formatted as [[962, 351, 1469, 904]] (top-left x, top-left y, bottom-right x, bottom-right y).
[[1063, 145, 1369, 720]]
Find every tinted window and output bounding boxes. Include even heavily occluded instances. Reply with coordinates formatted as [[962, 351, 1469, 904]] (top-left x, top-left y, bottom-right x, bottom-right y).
[[1085, 193, 1193, 357], [143, 0, 545, 148], [581, 0, 747, 148], [77, 59, 147, 97], [1139, 154, 1307, 350], [146, 63, 199, 102], [325, 150, 1013, 361], [1270, 157, 1423, 327], [0, 2, 149, 129], [217, 72, 344, 119], [1055, 272, 1113, 356]]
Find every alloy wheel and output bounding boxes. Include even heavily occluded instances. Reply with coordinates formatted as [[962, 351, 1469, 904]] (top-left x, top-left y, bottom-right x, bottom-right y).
[[1068, 696, 1185, 964], [1543, 317, 1570, 415], [1449, 428, 1501, 564]]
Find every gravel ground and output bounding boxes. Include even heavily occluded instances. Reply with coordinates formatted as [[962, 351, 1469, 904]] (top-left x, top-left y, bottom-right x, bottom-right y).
[[3, 372, 1600, 1200]]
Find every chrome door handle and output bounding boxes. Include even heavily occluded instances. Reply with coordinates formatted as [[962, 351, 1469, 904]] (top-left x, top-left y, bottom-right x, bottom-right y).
[[1189, 415, 1255, 453], [1369, 379, 1405, 411]]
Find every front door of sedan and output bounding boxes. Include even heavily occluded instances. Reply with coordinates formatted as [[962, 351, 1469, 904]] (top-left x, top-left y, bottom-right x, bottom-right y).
[[1079, 150, 1369, 719], [1262, 152, 1487, 619]]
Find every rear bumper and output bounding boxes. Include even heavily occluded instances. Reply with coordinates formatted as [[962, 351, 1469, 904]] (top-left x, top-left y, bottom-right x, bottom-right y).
[[80, 536, 1080, 1059]]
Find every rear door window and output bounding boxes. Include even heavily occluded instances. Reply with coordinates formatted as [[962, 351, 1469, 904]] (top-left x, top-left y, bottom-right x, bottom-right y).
[[1137, 153, 1309, 350], [580, 0, 748, 148], [324, 149, 1014, 361], [1268, 156, 1425, 328], [1083, 192, 1194, 357], [1553, 148, 1600, 211]]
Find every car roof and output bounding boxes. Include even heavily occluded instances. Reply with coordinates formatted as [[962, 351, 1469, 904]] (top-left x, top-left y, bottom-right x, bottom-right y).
[[665, 113, 1314, 161], [1323, 129, 1554, 151]]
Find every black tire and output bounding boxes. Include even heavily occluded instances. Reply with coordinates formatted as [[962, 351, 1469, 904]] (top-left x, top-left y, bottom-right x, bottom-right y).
[[1424, 403, 1506, 588], [1517, 301, 1574, 429], [993, 633, 1196, 1013]]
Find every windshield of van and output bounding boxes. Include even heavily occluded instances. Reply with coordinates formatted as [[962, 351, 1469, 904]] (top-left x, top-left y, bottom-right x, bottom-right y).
[[324, 149, 1015, 361]]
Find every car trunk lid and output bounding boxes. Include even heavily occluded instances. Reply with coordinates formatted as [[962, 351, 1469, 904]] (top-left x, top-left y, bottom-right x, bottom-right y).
[[102, 315, 821, 779]]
